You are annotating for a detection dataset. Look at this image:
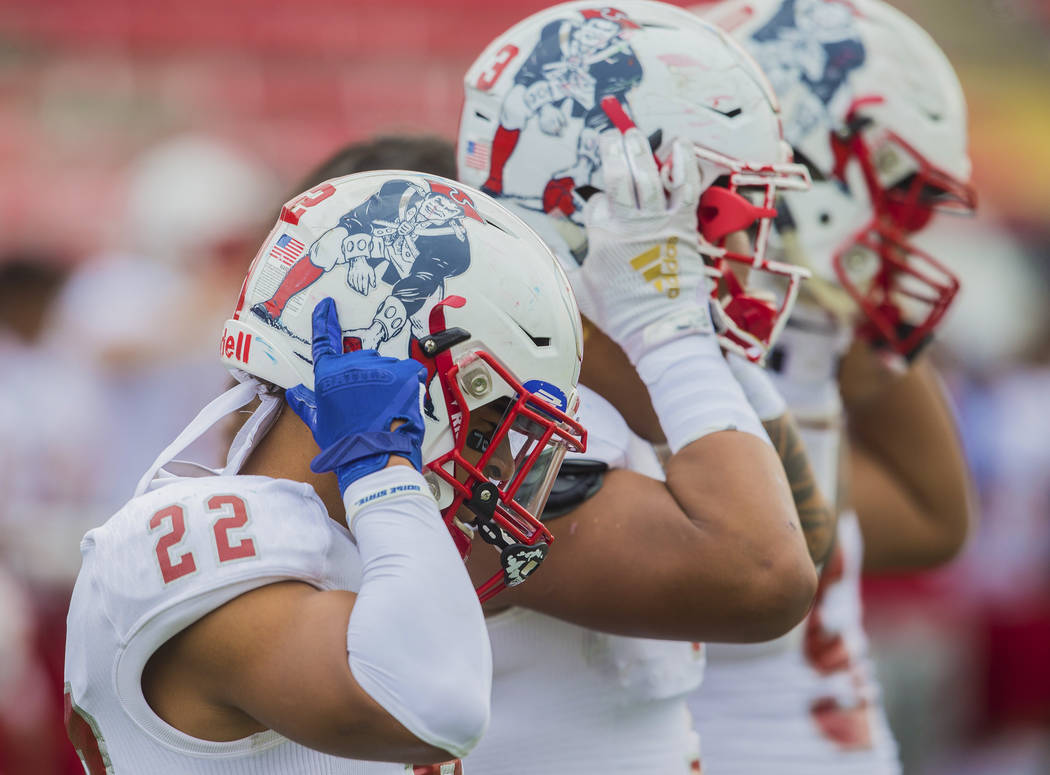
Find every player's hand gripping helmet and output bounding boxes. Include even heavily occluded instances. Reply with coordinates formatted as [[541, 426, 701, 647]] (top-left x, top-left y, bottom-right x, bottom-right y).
[[700, 0, 977, 361], [221, 171, 587, 601], [458, 0, 812, 364]]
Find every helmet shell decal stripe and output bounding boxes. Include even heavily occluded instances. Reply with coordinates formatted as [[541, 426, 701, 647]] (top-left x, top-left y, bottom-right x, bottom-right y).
[[523, 379, 569, 412]]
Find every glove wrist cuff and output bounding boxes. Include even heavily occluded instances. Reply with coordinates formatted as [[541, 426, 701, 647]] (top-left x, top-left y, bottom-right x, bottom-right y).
[[342, 466, 435, 534], [618, 305, 715, 365], [311, 429, 424, 493], [636, 334, 769, 452]]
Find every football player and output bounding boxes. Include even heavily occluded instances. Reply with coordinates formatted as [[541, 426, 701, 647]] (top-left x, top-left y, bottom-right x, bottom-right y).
[[275, 135, 477, 775], [685, 1, 978, 772], [63, 170, 587, 773], [457, 2, 829, 772]]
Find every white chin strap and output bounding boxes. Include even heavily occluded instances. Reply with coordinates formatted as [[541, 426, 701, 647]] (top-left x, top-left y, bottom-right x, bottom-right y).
[[134, 374, 284, 496]]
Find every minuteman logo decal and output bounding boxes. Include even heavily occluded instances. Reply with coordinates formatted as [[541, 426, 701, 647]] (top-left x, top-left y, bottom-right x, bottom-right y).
[[479, 7, 643, 228], [747, 0, 865, 146], [250, 179, 482, 364]]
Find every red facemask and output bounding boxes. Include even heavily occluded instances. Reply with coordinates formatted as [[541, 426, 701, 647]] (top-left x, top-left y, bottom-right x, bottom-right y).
[[695, 157, 811, 363], [424, 347, 586, 603], [829, 113, 976, 359]]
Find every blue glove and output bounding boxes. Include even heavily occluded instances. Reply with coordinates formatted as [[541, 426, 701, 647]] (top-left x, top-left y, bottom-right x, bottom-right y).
[[285, 297, 427, 494]]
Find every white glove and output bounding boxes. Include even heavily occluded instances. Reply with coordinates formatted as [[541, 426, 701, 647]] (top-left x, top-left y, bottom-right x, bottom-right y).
[[725, 352, 787, 422], [580, 130, 714, 364]]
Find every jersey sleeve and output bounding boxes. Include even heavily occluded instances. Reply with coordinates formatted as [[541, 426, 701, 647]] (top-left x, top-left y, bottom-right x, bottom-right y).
[[88, 476, 358, 641], [66, 474, 362, 751]]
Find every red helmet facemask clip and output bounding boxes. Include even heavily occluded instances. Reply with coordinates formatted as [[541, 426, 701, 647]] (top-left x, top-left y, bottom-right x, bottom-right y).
[[829, 106, 976, 359]]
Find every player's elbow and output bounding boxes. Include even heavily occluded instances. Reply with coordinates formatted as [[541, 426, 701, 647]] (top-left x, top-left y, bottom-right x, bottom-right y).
[[390, 613, 492, 758], [741, 548, 818, 640], [679, 536, 817, 643], [893, 486, 976, 570], [705, 531, 816, 642], [916, 505, 973, 568], [410, 664, 491, 758], [722, 506, 819, 641], [437, 688, 490, 759]]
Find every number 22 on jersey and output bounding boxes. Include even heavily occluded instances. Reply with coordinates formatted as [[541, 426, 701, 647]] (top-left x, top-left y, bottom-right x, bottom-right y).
[[149, 495, 257, 584]]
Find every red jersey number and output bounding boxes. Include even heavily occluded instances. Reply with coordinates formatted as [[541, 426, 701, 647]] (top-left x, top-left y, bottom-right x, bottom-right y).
[[149, 505, 197, 584], [209, 494, 256, 562], [148, 495, 257, 584], [803, 545, 874, 750]]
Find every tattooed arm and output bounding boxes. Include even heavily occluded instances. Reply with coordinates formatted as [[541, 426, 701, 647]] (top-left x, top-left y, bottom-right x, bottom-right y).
[[578, 328, 836, 570], [762, 412, 837, 571], [725, 353, 837, 572]]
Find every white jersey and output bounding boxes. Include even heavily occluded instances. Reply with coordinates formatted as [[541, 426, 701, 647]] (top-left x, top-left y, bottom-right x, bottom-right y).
[[688, 304, 900, 774], [64, 473, 409, 775], [463, 386, 705, 775]]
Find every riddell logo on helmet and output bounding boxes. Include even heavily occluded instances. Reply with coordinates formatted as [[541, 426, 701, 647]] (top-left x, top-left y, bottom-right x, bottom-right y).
[[220, 327, 252, 364], [630, 237, 680, 298]]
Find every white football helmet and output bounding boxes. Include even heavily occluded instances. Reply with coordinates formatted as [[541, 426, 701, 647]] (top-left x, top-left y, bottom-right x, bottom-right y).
[[221, 171, 587, 601], [699, 0, 977, 359], [458, 0, 812, 363]]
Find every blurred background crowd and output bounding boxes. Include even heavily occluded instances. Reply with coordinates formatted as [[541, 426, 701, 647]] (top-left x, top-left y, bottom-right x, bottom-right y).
[[0, 0, 1047, 772]]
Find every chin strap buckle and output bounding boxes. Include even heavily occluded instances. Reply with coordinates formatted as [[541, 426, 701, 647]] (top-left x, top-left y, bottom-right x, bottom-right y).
[[466, 481, 549, 587]]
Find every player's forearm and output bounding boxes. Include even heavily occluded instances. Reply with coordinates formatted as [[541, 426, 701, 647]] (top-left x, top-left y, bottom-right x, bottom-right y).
[[664, 433, 817, 641], [638, 336, 816, 638], [762, 413, 837, 569], [849, 437, 971, 571], [844, 359, 974, 571], [345, 467, 491, 758]]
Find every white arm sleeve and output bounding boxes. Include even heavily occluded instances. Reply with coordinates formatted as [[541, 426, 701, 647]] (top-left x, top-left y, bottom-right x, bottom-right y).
[[635, 334, 770, 453], [725, 351, 788, 422], [343, 466, 492, 758]]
